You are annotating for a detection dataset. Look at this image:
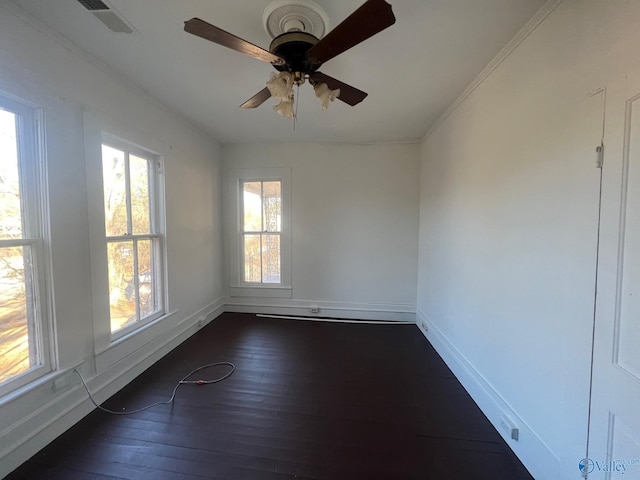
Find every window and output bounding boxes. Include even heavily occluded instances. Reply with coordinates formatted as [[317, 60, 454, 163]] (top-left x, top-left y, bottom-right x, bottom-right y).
[[101, 137, 164, 335], [228, 168, 291, 298], [0, 94, 51, 393], [242, 180, 282, 284]]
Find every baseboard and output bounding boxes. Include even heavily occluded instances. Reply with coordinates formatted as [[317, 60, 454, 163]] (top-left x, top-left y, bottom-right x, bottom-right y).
[[223, 297, 416, 322], [416, 308, 560, 480]]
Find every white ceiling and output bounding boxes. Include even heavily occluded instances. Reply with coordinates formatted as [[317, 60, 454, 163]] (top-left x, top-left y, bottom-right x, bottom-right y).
[[8, 0, 546, 144]]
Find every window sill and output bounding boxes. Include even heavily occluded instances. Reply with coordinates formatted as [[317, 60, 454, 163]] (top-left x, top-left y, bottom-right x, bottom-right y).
[[229, 286, 293, 299], [109, 310, 174, 345]]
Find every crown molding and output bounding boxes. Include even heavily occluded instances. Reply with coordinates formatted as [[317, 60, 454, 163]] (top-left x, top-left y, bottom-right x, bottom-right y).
[[422, 0, 564, 141]]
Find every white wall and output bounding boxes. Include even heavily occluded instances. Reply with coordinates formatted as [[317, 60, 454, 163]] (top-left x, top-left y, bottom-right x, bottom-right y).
[[416, 1, 640, 478], [222, 142, 420, 320], [14, 0, 640, 477], [0, 6, 224, 477]]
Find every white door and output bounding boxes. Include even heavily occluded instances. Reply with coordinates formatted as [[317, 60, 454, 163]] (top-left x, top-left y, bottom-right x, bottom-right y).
[[587, 71, 640, 478]]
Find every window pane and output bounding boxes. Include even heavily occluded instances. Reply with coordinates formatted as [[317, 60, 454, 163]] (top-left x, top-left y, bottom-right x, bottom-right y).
[[263, 181, 281, 232], [0, 110, 22, 240], [107, 240, 136, 332], [262, 234, 281, 283], [243, 234, 262, 283], [102, 145, 127, 237], [0, 246, 36, 383], [136, 238, 157, 318], [130, 154, 151, 235], [243, 181, 262, 232]]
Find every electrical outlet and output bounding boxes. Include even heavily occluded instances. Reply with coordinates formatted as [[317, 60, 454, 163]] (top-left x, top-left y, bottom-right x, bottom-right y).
[[421, 321, 428, 332], [310, 305, 319, 314], [197, 315, 206, 327], [499, 414, 519, 441]]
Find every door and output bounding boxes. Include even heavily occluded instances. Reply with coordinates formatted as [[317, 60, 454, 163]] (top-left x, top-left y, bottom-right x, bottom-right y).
[[587, 71, 640, 478]]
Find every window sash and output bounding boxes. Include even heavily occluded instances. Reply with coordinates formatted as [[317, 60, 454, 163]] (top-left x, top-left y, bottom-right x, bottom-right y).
[[102, 143, 156, 237], [0, 241, 43, 388], [242, 232, 281, 284], [106, 234, 163, 338]]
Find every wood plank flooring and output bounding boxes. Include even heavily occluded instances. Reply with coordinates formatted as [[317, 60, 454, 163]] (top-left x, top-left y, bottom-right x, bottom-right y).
[[7, 313, 533, 479]]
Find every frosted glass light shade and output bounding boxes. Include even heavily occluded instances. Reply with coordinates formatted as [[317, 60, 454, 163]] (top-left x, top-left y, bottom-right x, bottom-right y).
[[274, 99, 295, 119], [314, 82, 340, 110], [266, 72, 294, 101]]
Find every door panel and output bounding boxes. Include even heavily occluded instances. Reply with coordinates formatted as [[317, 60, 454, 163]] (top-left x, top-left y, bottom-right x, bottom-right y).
[[615, 93, 640, 381], [589, 71, 640, 478]]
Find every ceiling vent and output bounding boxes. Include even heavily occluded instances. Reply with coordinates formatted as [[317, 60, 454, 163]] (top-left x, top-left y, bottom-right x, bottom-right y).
[[76, 0, 109, 10], [75, 0, 134, 34], [262, 0, 329, 39]]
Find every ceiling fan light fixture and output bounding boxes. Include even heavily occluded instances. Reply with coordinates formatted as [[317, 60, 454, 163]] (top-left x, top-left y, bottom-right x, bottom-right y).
[[266, 71, 294, 101], [274, 99, 295, 119], [267, 72, 297, 119], [314, 82, 340, 110]]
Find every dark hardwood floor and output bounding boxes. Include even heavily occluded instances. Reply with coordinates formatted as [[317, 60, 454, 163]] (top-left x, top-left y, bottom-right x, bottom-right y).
[[7, 313, 533, 479]]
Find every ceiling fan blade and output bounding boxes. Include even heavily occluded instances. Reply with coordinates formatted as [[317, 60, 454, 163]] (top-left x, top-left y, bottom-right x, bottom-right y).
[[184, 18, 285, 65], [309, 72, 368, 106], [240, 88, 272, 109], [306, 0, 395, 67]]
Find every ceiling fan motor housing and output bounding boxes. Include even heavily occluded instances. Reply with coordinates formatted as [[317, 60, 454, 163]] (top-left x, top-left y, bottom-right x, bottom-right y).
[[269, 31, 319, 73]]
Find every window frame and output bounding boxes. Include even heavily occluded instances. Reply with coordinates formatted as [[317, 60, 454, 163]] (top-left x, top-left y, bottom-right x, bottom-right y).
[[101, 134, 166, 340], [0, 93, 53, 397], [228, 168, 292, 298]]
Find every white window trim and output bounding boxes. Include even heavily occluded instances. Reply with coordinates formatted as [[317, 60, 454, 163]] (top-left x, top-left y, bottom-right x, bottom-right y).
[[227, 168, 292, 298], [101, 133, 167, 341], [0, 92, 54, 397]]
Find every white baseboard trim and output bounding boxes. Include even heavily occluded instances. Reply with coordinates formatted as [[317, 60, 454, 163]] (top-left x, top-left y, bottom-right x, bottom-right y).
[[177, 297, 226, 328], [416, 308, 560, 480], [223, 298, 416, 322]]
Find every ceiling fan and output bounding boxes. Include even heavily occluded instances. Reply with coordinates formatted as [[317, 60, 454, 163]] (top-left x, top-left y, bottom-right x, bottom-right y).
[[184, 0, 395, 117]]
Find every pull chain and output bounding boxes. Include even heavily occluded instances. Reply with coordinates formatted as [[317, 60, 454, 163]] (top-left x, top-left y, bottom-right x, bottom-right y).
[[293, 83, 300, 131]]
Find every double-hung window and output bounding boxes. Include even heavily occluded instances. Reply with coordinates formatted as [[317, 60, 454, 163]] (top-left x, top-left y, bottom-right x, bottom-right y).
[[101, 137, 164, 335], [0, 94, 51, 393], [228, 168, 291, 298], [242, 180, 282, 284]]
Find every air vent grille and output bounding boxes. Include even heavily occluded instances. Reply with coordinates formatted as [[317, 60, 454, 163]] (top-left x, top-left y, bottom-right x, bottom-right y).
[[76, 0, 110, 11]]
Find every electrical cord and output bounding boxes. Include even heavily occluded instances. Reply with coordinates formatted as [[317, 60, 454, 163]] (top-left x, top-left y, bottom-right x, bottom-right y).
[[74, 362, 235, 416]]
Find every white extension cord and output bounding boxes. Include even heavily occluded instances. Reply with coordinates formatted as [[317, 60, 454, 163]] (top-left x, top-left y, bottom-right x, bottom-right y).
[[74, 362, 235, 415]]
